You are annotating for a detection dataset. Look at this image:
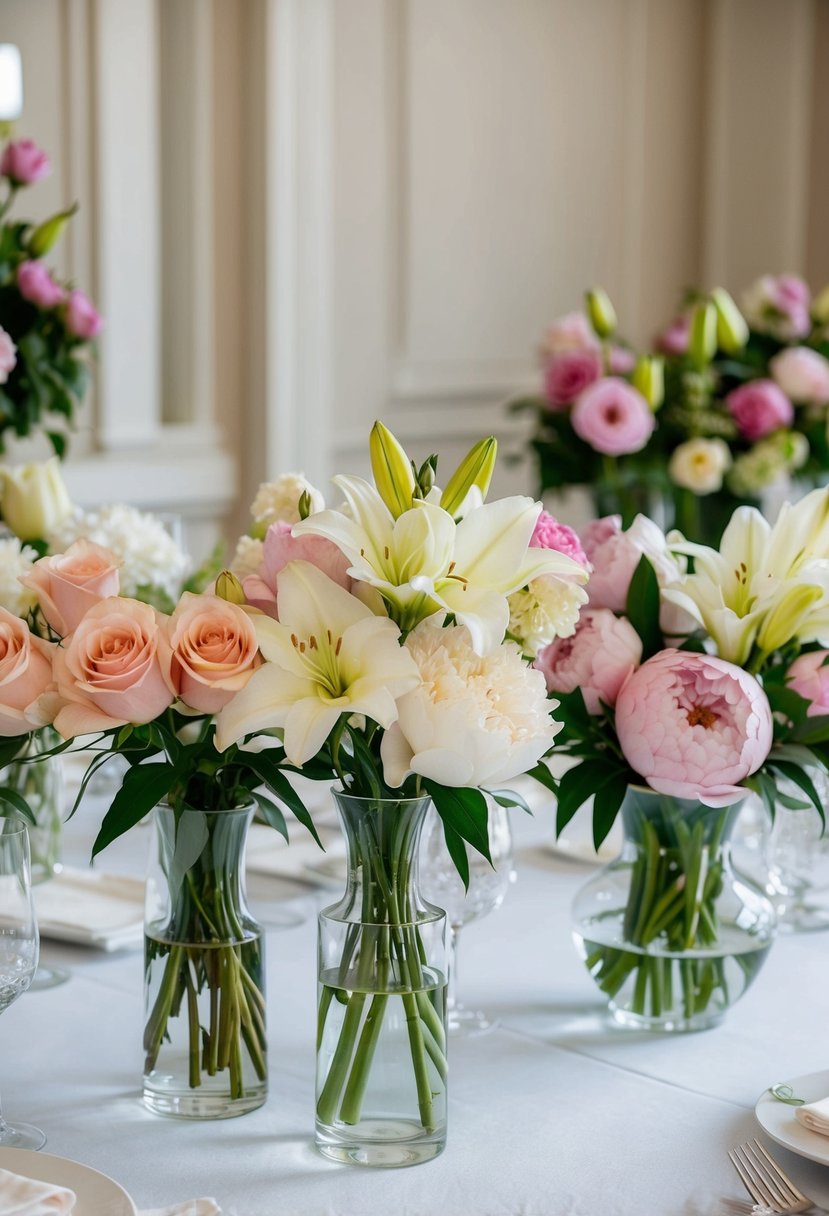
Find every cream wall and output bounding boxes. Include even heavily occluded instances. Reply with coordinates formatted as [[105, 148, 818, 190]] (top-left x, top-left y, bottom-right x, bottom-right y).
[[1, 0, 825, 551]]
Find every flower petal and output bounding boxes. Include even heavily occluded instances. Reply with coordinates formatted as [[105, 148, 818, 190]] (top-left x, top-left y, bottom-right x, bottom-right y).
[[214, 664, 316, 750]]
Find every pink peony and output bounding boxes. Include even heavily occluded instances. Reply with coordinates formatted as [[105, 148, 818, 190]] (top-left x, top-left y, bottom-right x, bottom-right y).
[[535, 609, 642, 714], [543, 349, 601, 408], [0, 326, 16, 384], [0, 139, 50, 186], [63, 289, 102, 340], [743, 274, 811, 341], [770, 346, 829, 405], [580, 514, 676, 613], [571, 378, 655, 456], [608, 346, 636, 375], [243, 521, 351, 619], [540, 311, 598, 358], [787, 650, 829, 717], [615, 649, 773, 807], [655, 314, 691, 356], [20, 539, 120, 637], [531, 511, 589, 568], [16, 260, 65, 310], [725, 379, 793, 441]]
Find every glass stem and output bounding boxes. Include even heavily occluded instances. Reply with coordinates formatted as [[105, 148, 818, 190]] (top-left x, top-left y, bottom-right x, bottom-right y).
[[447, 924, 461, 1014]]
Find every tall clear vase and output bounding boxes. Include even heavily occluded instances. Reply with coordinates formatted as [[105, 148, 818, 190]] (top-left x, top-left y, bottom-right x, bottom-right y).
[[316, 790, 448, 1167], [143, 803, 267, 1118], [0, 727, 63, 883]]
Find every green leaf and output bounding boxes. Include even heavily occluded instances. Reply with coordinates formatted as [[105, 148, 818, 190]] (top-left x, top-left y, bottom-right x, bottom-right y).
[[439, 820, 470, 891], [424, 781, 491, 865], [167, 809, 210, 902], [92, 762, 177, 857], [242, 751, 322, 847], [625, 554, 662, 659], [526, 761, 559, 796], [555, 762, 608, 833], [592, 772, 628, 850], [67, 750, 119, 820], [769, 760, 825, 828], [0, 789, 36, 825], [46, 430, 66, 459], [488, 787, 532, 815], [251, 791, 289, 844]]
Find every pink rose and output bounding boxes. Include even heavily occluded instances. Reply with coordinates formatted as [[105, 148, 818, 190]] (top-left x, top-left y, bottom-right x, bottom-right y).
[[0, 607, 54, 736], [531, 511, 589, 567], [742, 274, 811, 341], [770, 346, 829, 405], [243, 521, 350, 619], [0, 139, 50, 186], [63, 290, 102, 340], [571, 378, 655, 456], [608, 346, 636, 375], [787, 650, 829, 717], [725, 379, 793, 441], [615, 649, 772, 807], [535, 609, 642, 714], [0, 326, 16, 384], [539, 311, 599, 358], [16, 260, 65, 310], [543, 349, 602, 408], [20, 540, 120, 638], [47, 598, 175, 737], [655, 314, 691, 356], [169, 592, 261, 715]]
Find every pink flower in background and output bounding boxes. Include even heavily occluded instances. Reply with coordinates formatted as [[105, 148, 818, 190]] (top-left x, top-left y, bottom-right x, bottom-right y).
[[539, 311, 598, 358], [243, 521, 351, 619], [770, 346, 829, 404], [0, 607, 54, 736], [535, 608, 642, 714], [168, 592, 262, 715], [0, 139, 50, 186], [742, 274, 811, 341], [531, 511, 589, 568], [655, 314, 691, 355], [608, 346, 636, 375], [63, 289, 102, 340], [0, 326, 16, 384], [543, 349, 601, 408], [16, 259, 65, 309], [615, 649, 773, 807], [787, 650, 829, 717], [21, 539, 121, 637], [725, 379, 793, 441], [571, 377, 655, 456]]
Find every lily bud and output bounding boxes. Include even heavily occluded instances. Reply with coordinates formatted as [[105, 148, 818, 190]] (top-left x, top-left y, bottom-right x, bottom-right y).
[[756, 584, 823, 655], [28, 202, 78, 259], [812, 282, 829, 326], [297, 489, 313, 520], [215, 570, 247, 605], [689, 300, 717, 367], [585, 287, 617, 339], [711, 288, 749, 354], [440, 437, 498, 517], [632, 355, 664, 410], [369, 420, 416, 518], [0, 456, 72, 542]]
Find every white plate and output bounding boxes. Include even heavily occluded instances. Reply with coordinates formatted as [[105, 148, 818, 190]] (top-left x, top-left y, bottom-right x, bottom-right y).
[[0, 1147, 136, 1215], [755, 1070, 829, 1166]]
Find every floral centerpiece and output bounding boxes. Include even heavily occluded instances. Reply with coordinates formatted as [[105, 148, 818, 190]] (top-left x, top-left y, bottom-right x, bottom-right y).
[[534, 491, 829, 1030]]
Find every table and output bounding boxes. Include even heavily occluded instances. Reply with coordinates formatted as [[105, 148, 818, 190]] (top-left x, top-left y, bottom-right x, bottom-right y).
[[7, 788, 829, 1216]]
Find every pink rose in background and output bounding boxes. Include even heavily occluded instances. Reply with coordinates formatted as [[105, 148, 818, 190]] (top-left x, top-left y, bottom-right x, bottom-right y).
[[243, 521, 351, 619], [742, 274, 811, 341], [539, 311, 598, 358], [608, 346, 636, 375], [581, 514, 684, 616], [63, 289, 102, 340], [655, 314, 691, 356], [615, 649, 773, 807], [0, 607, 54, 736], [543, 349, 601, 408], [770, 346, 829, 404], [20, 539, 121, 637], [0, 326, 16, 384], [571, 377, 655, 456], [45, 597, 175, 737], [725, 379, 793, 441], [535, 609, 642, 714], [0, 139, 51, 186], [168, 592, 262, 715], [16, 260, 65, 310], [787, 650, 829, 717], [531, 511, 589, 568]]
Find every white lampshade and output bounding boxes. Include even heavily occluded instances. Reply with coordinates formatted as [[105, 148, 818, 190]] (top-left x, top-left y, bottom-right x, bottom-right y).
[[0, 45, 23, 121]]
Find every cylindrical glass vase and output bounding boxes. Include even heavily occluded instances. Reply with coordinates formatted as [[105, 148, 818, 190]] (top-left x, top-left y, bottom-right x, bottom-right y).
[[143, 803, 266, 1118], [571, 785, 776, 1032], [0, 728, 63, 883], [316, 790, 448, 1167]]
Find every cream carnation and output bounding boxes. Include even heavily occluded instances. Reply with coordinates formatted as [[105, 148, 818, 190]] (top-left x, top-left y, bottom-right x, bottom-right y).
[[668, 438, 732, 494], [381, 619, 558, 787], [508, 574, 588, 657], [250, 473, 324, 529], [229, 535, 265, 581], [0, 537, 38, 618]]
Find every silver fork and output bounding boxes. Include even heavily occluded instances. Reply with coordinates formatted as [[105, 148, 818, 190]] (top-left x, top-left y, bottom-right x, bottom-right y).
[[728, 1139, 819, 1213]]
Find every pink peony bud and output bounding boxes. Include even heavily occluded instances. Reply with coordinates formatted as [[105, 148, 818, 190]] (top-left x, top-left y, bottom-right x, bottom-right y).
[[16, 259, 65, 310], [0, 326, 16, 384], [543, 349, 602, 408], [243, 521, 351, 619], [787, 650, 829, 717], [0, 139, 51, 186], [725, 379, 793, 441], [63, 289, 102, 340], [769, 346, 829, 405], [535, 609, 642, 714], [571, 377, 655, 456], [531, 510, 589, 567]]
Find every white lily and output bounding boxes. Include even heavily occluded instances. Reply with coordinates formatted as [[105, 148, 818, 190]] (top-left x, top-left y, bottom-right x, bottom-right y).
[[214, 560, 420, 764]]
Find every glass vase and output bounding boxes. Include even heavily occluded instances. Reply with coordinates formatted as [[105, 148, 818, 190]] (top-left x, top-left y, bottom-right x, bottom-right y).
[[571, 786, 776, 1032], [143, 803, 266, 1118], [316, 790, 448, 1167], [0, 727, 63, 883]]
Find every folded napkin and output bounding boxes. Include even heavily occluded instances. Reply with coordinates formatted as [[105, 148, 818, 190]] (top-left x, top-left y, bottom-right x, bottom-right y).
[[0, 1167, 74, 1214], [140, 1203, 220, 1215], [33, 869, 144, 951], [246, 823, 345, 884], [795, 1095, 829, 1135]]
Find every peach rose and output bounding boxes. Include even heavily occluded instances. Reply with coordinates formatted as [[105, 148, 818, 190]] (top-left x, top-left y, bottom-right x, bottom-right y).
[[48, 598, 175, 738], [168, 593, 261, 715], [0, 607, 55, 736], [21, 540, 120, 637]]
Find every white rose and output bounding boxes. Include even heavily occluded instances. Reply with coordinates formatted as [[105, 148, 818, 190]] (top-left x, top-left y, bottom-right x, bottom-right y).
[[770, 346, 829, 404], [0, 457, 72, 541], [668, 438, 732, 494]]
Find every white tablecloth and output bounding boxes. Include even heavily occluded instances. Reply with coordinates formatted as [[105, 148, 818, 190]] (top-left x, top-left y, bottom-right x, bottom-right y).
[[8, 791, 829, 1216]]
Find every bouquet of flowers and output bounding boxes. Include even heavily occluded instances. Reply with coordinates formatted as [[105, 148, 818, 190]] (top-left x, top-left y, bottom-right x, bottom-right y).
[[0, 138, 100, 457]]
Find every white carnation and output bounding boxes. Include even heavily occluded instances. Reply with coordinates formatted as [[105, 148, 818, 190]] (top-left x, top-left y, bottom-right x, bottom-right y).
[[508, 574, 588, 657], [0, 537, 37, 617], [229, 535, 265, 580], [47, 505, 190, 600], [668, 438, 732, 494], [250, 473, 324, 528]]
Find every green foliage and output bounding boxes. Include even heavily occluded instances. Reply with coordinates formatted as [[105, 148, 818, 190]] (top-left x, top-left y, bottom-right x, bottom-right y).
[[625, 555, 662, 659]]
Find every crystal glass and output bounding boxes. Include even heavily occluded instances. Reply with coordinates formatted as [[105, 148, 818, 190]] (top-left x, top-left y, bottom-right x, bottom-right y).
[[0, 823, 45, 1148], [765, 770, 829, 932], [420, 800, 514, 1035]]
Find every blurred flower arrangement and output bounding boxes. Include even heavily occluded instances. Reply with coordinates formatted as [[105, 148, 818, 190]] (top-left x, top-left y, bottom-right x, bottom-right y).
[[0, 137, 101, 458]]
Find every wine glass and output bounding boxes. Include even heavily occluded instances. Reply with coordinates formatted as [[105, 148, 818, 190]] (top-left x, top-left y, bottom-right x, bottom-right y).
[[0, 822, 46, 1148], [420, 800, 515, 1035]]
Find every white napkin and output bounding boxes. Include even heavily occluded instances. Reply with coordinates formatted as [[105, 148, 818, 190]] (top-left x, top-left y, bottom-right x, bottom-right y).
[[246, 823, 345, 884], [0, 1167, 74, 1214], [140, 1203, 220, 1216], [795, 1095, 829, 1135], [33, 869, 144, 951]]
